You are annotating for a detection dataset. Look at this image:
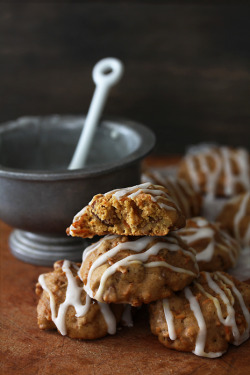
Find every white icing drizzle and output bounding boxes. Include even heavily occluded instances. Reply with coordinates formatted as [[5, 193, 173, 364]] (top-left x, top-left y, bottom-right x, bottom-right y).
[[83, 235, 197, 300], [164, 176, 191, 217], [185, 155, 201, 192], [141, 173, 156, 185], [237, 149, 250, 191], [98, 302, 117, 334], [217, 230, 239, 264], [121, 305, 133, 327], [221, 147, 233, 196], [184, 286, 223, 358], [233, 192, 250, 247], [198, 152, 222, 200], [245, 225, 250, 247], [38, 260, 117, 336], [226, 148, 250, 194], [217, 272, 250, 344], [180, 227, 215, 262], [162, 271, 249, 358], [81, 234, 119, 265], [184, 146, 250, 198], [204, 272, 240, 344], [142, 171, 199, 218], [69, 207, 88, 235], [178, 217, 238, 264], [144, 261, 196, 276], [73, 206, 87, 222], [163, 299, 176, 340], [178, 178, 200, 216], [104, 182, 179, 212], [195, 281, 229, 325], [38, 260, 91, 335]]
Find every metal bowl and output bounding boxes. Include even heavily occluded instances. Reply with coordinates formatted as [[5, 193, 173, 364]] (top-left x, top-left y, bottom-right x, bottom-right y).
[[0, 115, 155, 265]]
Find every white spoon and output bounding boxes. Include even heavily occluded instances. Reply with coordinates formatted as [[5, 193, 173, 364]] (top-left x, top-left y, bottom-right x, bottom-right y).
[[68, 57, 124, 170]]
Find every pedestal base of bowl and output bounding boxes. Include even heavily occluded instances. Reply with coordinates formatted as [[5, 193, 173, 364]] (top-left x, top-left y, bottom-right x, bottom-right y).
[[9, 230, 88, 266]]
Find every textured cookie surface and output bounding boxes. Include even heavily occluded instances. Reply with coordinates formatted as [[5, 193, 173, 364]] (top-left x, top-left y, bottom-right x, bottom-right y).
[[79, 233, 199, 306], [142, 171, 202, 218], [178, 217, 240, 272], [149, 271, 250, 358], [67, 183, 186, 238], [217, 192, 250, 247], [36, 260, 123, 339], [177, 145, 250, 198]]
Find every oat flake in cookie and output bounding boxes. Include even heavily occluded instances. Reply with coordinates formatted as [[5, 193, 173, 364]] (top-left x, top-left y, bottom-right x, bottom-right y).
[[67, 183, 186, 238], [178, 217, 241, 272], [149, 271, 250, 358], [36, 260, 123, 339], [79, 233, 199, 306]]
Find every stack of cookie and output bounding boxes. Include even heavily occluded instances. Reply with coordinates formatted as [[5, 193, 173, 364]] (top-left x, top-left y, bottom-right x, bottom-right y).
[[67, 182, 199, 306], [36, 182, 250, 358]]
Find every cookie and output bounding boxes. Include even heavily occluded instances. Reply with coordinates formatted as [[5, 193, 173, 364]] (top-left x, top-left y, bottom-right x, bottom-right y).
[[149, 271, 250, 358], [67, 182, 186, 238], [177, 217, 240, 272], [177, 145, 250, 198], [36, 260, 123, 339], [142, 171, 202, 218], [217, 192, 250, 247], [79, 234, 199, 306]]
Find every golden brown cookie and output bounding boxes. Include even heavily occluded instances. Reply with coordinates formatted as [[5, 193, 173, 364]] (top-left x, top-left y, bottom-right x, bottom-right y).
[[177, 217, 240, 272], [36, 260, 123, 339], [149, 271, 250, 358], [67, 182, 186, 238], [142, 171, 202, 218], [177, 145, 250, 198], [79, 233, 199, 306], [217, 192, 250, 247]]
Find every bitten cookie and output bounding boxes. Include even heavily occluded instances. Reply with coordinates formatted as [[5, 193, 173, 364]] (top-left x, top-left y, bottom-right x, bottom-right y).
[[149, 271, 250, 358], [67, 182, 186, 238], [79, 234, 199, 306], [177, 217, 240, 272], [177, 145, 250, 198], [142, 171, 202, 218], [217, 192, 250, 248], [36, 260, 123, 339]]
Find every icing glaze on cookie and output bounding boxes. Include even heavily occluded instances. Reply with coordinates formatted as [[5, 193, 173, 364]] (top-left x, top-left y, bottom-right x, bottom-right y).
[[182, 146, 250, 198], [203, 273, 240, 344], [178, 217, 239, 264], [104, 182, 180, 211], [121, 305, 133, 328], [217, 272, 250, 343], [233, 192, 250, 247], [142, 172, 200, 218], [161, 272, 250, 358], [184, 286, 224, 357], [162, 299, 176, 340], [38, 260, 116, 335], [82, 235, 198, 300]]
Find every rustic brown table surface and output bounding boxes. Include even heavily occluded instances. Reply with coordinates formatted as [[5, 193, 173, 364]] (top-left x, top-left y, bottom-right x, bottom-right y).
[[1, 157, 250, 375]]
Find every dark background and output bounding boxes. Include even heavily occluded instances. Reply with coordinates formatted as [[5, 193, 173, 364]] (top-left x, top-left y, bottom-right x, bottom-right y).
[[1, 2, 250, 156]]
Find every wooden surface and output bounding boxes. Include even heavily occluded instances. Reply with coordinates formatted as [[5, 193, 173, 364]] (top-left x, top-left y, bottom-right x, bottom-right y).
[[1, 3, 250, 155], [1, 161, 250, 375]]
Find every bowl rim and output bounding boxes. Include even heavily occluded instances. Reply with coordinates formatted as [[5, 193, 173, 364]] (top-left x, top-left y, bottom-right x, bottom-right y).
[[0, 115, 155, 181]]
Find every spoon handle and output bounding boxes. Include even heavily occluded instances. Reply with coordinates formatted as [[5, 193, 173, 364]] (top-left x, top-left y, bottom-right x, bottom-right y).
[[68, 58, 124, 170]]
